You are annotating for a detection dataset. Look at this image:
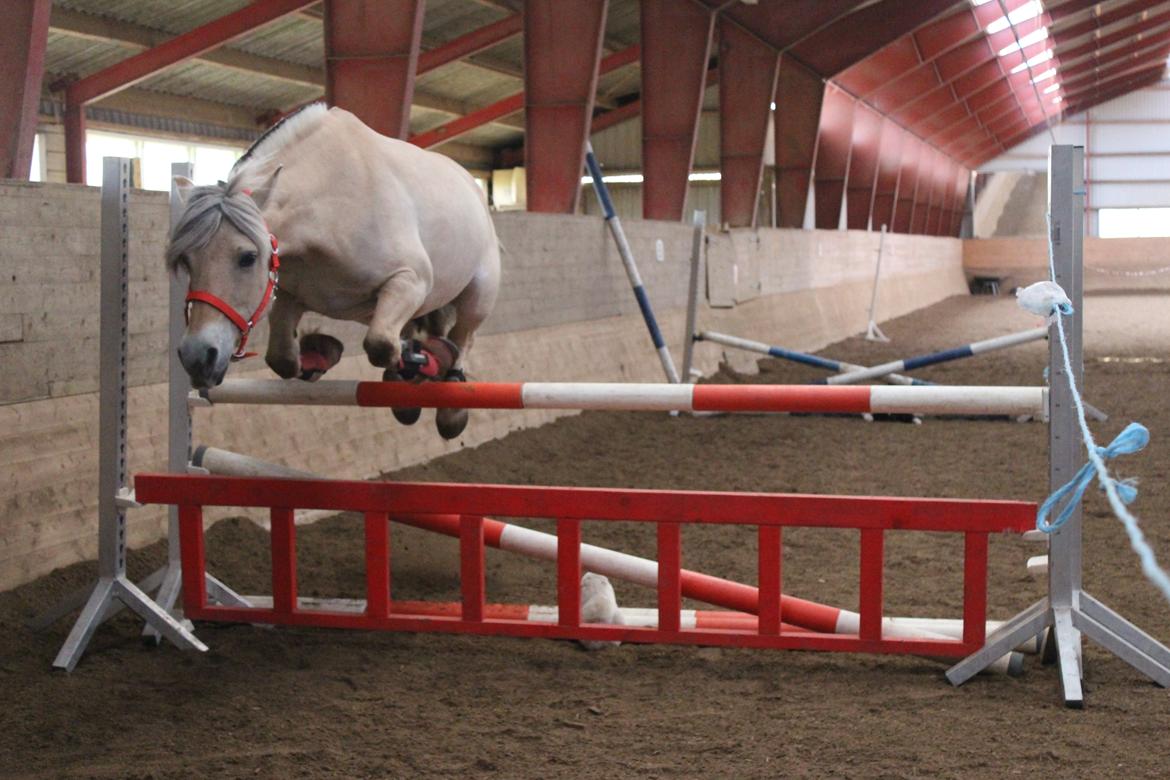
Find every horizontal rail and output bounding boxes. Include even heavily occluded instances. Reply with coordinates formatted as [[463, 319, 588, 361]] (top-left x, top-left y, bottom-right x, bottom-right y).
[[695, 330, 927, 386], [134, 474, 1037, 534], [195, 380, 1047, 417], [823, 327, 1049, 386]]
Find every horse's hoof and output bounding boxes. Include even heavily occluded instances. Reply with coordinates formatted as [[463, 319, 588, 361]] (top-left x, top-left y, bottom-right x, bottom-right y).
[[435, 408, 468, 440], [298, 333, 343, 381], [363, 335, 398, 369], [393, 407, 422, 426]]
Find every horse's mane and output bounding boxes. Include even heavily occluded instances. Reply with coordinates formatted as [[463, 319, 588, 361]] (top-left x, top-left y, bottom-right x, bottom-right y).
[[230, 102, 329, 189], [166, 103, 328, 271]]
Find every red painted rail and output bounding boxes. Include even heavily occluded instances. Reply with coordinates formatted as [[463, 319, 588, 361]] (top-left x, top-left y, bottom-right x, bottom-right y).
[[135, 474, 1035, 657]]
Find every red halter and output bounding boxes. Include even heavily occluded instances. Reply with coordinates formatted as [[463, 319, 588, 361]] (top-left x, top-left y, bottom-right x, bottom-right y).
[[185, 232, 280, 361]]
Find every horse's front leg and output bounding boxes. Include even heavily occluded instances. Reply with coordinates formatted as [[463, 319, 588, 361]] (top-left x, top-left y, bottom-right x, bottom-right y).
[[264, 294, 305, 379], [363, 270, 427, 372]]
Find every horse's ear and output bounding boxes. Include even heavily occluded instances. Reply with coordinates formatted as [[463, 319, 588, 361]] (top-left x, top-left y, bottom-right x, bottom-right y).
[[172, 176, 194, 205], [248, 165, 283, 210]]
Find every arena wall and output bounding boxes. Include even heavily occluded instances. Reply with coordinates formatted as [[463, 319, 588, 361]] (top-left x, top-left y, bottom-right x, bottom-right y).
[[0, 181, 966, 589], [963, 237, 1170, 291]]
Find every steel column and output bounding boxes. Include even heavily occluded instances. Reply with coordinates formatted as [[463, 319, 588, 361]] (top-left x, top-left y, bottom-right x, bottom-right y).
[[640, 0, 715, 221], [892, 135, 922, 233], [909, 146, 938, 235], [0, 0, 49, 180], [814, 84, 855, 230], [324, 0, 425, 140], [845, 104, 883, 231], [719, 20, 780, 229], [523, 0, 608, 213], [870, 119, 905, 232], [773, 58, 823, 228]]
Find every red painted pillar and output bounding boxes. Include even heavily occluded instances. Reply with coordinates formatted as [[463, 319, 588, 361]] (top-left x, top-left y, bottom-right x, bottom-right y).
[[930, 157, 956, 237], [641, 0, 714, 221], [524, 0, 608, 213], [892, 135, 922, 234], [845, 104, 882, 231], [324, 0, 425, 140], [1, 0, 50, 180], [910, 147, 938, 235], [813, 84, 855, 230], [719, 20, 780, 228], [773, 58, 823, 228], [870, 119, 904, 233], [64, 101, 86, 184], [951, 165, 971, 237]]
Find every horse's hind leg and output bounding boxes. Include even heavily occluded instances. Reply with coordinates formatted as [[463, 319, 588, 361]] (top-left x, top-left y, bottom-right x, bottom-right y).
[[435, 259, 499, 440]]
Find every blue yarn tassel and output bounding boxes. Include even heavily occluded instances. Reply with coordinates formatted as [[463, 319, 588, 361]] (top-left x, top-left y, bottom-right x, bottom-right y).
[[1037, 422, 1148, 532]]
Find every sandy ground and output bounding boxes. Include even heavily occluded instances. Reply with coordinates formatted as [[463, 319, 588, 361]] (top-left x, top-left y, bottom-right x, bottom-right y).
[[3, 293, 1170, 779]]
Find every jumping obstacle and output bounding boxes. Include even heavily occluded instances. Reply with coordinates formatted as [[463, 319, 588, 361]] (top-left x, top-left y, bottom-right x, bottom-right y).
[[584, 143, 679, 384], [190, 443, 1036, 661], [134, 471, 1033, 658], [192, 379, 1046, 418], [821, 327, 1049, 385], [51, 149, 1170, 707], [695, 330, 927, 386]]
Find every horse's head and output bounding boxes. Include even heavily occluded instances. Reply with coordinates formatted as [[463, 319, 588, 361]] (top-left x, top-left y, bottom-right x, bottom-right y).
[[166, 171, 280, 388]]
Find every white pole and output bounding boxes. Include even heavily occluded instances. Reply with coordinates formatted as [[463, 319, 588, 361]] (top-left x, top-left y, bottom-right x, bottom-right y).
[[865, 225, 891, 342]]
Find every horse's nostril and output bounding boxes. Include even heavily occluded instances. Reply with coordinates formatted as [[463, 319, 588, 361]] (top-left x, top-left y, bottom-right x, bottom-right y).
[[204, 346, 218, 369]]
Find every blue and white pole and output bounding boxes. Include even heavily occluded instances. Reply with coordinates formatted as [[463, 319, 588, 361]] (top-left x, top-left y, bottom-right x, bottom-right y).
[[821, 326, 1049, 385], [695, 330, 929, 386], [585, 143, 680, 384]]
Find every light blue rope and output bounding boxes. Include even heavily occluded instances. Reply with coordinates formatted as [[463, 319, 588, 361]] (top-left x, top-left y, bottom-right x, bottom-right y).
[[1041, 213, 1170, 605]]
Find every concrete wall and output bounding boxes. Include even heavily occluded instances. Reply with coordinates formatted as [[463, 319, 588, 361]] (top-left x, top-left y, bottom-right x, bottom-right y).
[[963, 237, 1170, 291], [0, 180, 967, 590]]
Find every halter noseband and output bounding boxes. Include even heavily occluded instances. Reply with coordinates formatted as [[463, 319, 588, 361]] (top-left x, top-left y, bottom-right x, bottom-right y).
[[185, 231, 280, 361]]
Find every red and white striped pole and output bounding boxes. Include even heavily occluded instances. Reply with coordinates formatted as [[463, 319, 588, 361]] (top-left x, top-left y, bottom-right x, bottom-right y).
[[195, 379, 1046, 417]]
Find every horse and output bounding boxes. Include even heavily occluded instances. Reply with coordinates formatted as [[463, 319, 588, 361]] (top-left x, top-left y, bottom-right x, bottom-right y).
[[166, 103, 500, 440]]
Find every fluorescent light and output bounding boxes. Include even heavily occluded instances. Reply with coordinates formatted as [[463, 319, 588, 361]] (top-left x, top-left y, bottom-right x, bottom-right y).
[[970, 0, 994, 6], [1042, 82, 1061, 94], [770, 101, 776, 111], [581, 171, 723, 185], [1052, 95, 1063, 104], [986, 1, 1042, 34]]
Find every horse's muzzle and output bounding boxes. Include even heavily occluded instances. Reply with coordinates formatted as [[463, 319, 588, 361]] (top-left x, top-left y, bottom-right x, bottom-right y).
[[178, 336, 230, 389]]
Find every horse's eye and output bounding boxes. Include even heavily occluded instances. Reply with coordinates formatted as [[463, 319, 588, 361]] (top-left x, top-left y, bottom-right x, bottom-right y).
[[238, 251, 258, 269]]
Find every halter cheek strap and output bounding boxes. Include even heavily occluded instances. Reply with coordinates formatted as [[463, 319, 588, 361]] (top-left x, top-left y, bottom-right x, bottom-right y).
[[185, 232, 280, 360]]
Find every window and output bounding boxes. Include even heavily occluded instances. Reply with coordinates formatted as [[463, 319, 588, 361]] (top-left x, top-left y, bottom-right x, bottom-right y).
[[1098, 208, 1170, 238], [85, 130, 243, 190], [28, 133, 44, 181]]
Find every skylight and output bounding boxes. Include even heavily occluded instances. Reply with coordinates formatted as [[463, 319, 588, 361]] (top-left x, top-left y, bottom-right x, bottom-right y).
[[986, 1, 1043, 35], [1010, 49, 1053, 74], [998, 28, 1049, 57]]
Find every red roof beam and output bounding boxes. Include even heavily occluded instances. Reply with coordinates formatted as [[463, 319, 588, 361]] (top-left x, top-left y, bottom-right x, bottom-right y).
[[64, 0, 316, 106], [411, 46, 639, 149], [1059, 46, 1170, 93], [1060, 34, 1170, 82], [417, 13, 521, 73], [1055, 9, 1170, 61], [1052, 0, 1170, 44]]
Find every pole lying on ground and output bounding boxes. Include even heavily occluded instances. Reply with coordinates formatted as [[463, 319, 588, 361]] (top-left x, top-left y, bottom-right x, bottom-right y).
[[584, 143, 680, 383], [822, 327, 1049, 386], [696, 330, 927, 387], [189, 445, 1027, 661]]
